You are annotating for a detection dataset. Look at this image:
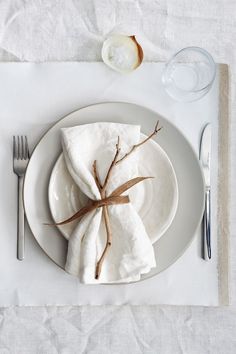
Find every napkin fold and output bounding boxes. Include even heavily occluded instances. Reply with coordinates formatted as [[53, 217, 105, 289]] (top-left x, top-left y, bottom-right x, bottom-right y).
[[61, 122, 156, 283]]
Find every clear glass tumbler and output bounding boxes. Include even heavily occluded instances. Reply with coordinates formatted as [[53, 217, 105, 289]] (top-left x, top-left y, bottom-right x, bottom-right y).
[[162, 47, 216, 102]]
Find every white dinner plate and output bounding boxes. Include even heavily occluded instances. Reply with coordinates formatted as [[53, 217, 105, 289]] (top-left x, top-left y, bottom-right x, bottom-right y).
[[24, 102, 205, 279], [48, 134, 179, 244]]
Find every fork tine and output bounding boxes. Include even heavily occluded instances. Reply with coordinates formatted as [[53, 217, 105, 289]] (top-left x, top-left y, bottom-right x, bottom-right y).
[[17, 136, 20, 159], [23, 136, 26, 159], [21, 136, 24, 159], [13, 136, 16, 158], [24, 136, 29, 159]]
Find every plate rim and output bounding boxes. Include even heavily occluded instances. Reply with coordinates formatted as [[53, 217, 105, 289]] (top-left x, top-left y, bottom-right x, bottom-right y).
[[23, 101, 205, 281]]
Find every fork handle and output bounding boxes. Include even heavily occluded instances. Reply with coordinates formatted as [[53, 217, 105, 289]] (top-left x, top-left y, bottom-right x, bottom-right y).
[[17, 176, 24, 260]]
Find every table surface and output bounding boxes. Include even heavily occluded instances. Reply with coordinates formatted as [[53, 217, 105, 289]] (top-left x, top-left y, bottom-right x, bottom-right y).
[[0, 1, 235, 353]]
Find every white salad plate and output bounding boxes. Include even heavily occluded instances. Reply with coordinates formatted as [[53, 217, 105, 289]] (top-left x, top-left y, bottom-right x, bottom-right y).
[[48, 134, 178, 244], [24, 102, 205, 279]]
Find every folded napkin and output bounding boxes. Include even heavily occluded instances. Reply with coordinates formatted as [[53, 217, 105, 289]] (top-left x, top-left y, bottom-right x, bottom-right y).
[[61, 122, 156, 283]]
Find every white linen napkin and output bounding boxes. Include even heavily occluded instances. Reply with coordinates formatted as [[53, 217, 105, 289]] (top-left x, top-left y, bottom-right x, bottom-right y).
[[61, 122, 156, 283]]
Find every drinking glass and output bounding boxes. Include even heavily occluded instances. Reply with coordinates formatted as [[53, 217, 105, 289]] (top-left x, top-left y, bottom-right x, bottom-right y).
[[162, 47, 216, 102]]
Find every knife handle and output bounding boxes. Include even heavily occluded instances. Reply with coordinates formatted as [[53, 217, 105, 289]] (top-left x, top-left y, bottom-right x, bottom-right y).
[[203, 188, 211, 260]]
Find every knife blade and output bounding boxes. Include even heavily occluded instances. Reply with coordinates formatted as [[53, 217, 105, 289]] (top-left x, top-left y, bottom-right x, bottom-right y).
[[199, 123, 212, 260]]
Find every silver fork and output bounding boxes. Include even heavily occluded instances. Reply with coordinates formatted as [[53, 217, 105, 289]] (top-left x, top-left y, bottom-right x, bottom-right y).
[[13, 136, 29, 260]]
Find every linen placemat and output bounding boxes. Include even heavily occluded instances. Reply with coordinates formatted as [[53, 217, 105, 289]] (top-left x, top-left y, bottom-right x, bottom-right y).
[[0, 63, 229, 306]]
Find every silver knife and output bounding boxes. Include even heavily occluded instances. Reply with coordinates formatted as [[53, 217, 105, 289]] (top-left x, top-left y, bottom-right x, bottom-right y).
[[199, 123, 212, 260]]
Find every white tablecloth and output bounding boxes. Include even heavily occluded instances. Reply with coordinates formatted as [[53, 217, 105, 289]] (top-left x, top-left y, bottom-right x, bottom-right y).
[[0, 1, 235, 353]]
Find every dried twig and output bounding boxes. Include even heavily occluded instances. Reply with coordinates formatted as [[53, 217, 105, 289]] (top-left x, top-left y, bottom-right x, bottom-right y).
[[95, 194, 112, 279], [93, 138, 122, 279], [116, 120, 162, 165], [93, 160, 102, 192], [103, 136, 120, 190], [93, 121, 162, 279]]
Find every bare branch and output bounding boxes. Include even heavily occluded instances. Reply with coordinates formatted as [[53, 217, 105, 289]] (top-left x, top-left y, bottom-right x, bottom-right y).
[[95, 201, 112, 279], [95, 235, 111, 279], [93, 122, 161, 279], [102, 136, 121, 190], [116, 120, 162, 165], [92, 160, 102, 192]]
